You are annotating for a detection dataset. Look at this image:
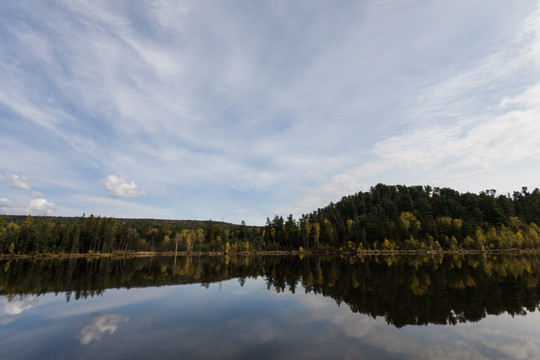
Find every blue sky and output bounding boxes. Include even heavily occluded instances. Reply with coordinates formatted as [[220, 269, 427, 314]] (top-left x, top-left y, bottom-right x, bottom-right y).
[[1, 1, 539, 225]]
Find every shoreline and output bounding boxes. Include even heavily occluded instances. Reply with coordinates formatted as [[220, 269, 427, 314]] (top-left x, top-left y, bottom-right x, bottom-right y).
[[1, 248, 539, 260]]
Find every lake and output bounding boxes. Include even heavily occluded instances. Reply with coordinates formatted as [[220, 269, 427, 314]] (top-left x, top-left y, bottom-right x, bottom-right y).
[[1, 255, 539, 359]]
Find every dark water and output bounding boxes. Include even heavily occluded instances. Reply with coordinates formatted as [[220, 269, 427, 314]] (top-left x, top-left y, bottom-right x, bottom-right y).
[[1, 255, 539, 359]]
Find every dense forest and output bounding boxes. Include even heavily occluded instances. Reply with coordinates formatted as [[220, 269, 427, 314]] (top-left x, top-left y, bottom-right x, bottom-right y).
[[1, 184, 540, 255], [1, 255, 539, 327]]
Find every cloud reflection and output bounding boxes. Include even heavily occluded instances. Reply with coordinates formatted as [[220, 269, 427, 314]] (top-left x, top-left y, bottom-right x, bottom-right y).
[[292, 291, 540, 360], [76, 312, 130, 345], [0, 295, 39, 325], [227, 318, 282, 344], [455, 320, 540, 360]]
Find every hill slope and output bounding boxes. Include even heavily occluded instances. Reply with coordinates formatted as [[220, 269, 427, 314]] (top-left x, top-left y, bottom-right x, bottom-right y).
[[265, 184, 540, 251]]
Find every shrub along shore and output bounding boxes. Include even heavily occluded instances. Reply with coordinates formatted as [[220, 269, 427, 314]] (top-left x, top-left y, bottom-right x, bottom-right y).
[[1, 248, 540, 262]]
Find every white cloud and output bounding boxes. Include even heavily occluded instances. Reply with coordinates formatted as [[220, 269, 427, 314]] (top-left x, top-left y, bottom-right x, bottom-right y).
[[0, 172, 56, 215], [76, 312, 130, 345], [0, 197, 56, 216], [373, 105, 540, 177], [102, 175, 145, 199], [27, 198, 56, 215], [0, 173, 30, 190]]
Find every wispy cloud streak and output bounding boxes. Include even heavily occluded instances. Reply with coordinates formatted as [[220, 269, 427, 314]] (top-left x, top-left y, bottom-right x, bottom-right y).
[[0, 1, 538, 223]]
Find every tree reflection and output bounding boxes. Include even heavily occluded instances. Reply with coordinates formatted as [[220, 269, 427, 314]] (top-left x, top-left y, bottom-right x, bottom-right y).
[[0, 255, 538, 327]]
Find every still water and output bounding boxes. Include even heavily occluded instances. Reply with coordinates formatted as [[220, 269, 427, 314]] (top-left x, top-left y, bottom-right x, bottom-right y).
[[1, 255, 539, 359]]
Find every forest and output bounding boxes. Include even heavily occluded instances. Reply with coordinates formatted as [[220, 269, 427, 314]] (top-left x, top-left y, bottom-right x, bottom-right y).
[[1, 184, 540, 255]]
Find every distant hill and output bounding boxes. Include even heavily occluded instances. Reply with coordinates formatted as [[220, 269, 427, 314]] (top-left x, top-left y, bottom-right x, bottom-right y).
[[265, 183, 540, 251]]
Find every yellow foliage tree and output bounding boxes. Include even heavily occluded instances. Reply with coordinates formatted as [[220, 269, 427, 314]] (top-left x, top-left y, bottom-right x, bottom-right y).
[[400, 212, 421, 234]]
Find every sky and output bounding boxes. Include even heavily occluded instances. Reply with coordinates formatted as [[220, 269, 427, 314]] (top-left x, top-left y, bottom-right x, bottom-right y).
[[1, 1, 539, 225]]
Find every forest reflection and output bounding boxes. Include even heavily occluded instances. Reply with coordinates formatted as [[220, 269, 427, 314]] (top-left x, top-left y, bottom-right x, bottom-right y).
[[1, 254, 539, 328]]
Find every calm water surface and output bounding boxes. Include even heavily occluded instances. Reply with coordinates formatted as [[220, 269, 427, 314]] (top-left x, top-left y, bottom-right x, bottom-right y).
[[1, 255, 539, 359]]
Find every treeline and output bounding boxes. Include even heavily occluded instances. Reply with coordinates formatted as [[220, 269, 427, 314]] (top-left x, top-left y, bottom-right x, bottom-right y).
[[0, 216, 264, 255], [1, 184, 540, 254]]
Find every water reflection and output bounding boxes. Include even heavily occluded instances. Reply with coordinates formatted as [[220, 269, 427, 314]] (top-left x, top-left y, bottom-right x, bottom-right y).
[[77, 312, 130, 345], [0, 295, 38, 325], [0, 255, 539, 359], [292, 292, 540, 360], [0, 255, 539, 327]]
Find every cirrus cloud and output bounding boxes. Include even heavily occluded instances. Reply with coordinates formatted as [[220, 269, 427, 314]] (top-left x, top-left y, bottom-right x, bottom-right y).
[[1, 1, 539, 224], [0, 173, 30, 190]]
